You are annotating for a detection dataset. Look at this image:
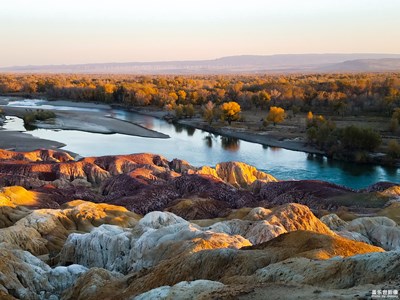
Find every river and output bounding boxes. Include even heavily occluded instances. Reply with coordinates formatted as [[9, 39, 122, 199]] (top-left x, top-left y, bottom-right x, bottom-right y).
[[2, 99, 399, 189]]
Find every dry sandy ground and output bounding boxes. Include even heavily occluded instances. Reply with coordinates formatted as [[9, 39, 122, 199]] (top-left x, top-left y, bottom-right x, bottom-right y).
[[0, 130, 67, 152], [2, 106, 169, 138], [0, 99, 169, 153]]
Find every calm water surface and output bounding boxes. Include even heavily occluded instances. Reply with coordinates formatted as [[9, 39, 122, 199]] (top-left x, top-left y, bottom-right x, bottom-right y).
[[3, 99, 399, 189]]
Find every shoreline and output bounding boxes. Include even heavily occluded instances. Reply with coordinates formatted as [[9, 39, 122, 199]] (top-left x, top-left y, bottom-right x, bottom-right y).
[[1, 97, 399, 167], [0, 129, 72, 153], [1, 105, 170, 139], [127, 106, 325, 155], [129, 106, 400, 168]]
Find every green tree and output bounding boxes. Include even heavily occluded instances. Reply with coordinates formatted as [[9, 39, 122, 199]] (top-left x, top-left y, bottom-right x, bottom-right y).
[[387, 140, 400, 158], [340, 126, 381, 152]]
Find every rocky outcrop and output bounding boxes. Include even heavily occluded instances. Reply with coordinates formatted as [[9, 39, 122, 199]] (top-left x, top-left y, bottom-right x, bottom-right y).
[[0, 200, 140, 257], [256, 180, 356, 210], [58, 204, 340, 276], [61, 229, 383, 299], [134, 280, 225, 300], [320, 213, 349, 231], [1, 150, 398, 218], [59, 211, 251, 273], [0, 186, 60, 209], [164, 197, 232, 220], [246, 230, 383, 259], [170, 160, 278, 189], [255, 250, 400, 289], [194, 161, 277, 189], [0, 196, 389, 300], [0, 149, 399, 300], [207, 204, 334, 244], [0, 243, 87, 299], [60, 268, 124, 300], [346, 217, 400, 250], [321, 213, 400, 250], [0, 148, 74, 162]]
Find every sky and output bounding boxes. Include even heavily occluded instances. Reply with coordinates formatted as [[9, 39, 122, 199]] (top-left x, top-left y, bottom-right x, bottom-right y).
[[0, 0, 399, 67]]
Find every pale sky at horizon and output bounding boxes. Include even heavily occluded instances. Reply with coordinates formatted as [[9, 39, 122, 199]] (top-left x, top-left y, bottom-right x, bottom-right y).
[[0, 0, 399, 67]]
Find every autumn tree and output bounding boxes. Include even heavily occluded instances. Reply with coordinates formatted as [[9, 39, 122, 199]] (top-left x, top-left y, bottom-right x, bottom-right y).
[[202, 101, 216, 125], [266, 106, 286, 126], [251, 91, 271, 109], [306, 111, 314, 127], [270, 89, 281, 106], [183, 104, 195, 118], [174, 104, 184, 119], [220, 101, 241, 125]]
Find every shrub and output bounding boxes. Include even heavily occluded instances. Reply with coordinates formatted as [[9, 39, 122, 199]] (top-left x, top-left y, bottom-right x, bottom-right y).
[[23, 110, 56, 125], [388, 140, 400, 158], [340, 126, 382, 152]]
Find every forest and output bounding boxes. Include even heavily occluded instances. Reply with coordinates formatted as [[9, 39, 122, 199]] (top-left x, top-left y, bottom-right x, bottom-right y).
[[1, 72, 400, 163], [0, 73, 399, 115]]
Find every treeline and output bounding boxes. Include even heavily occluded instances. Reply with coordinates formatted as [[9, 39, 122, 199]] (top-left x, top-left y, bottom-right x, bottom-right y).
[[306, 113, 381, 161], [0, 73, 399, 116]]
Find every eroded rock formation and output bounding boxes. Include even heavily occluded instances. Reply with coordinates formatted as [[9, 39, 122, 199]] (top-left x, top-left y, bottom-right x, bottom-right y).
[[0, 149, 399, 299]]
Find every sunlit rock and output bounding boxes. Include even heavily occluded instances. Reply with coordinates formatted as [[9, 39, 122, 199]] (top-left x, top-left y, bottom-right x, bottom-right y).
[[194, 161, 277, 189], [0, 200, 140, 257], [59, 211, 251, 274]]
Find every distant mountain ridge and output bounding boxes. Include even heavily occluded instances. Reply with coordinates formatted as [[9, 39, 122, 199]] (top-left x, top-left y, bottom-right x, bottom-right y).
[[1, 54, 400, 74]]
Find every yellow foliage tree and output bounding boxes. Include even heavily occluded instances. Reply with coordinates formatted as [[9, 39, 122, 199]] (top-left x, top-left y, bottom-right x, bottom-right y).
[[266, 106, 286, 126], [220, 101, 241, 125]]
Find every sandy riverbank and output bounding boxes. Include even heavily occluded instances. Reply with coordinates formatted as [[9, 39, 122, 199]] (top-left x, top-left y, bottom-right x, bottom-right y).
[[2, 97, 318, 154], [0, 99, 169, 155], [1, 106, 169, 139], [0, 130, 67, 152]]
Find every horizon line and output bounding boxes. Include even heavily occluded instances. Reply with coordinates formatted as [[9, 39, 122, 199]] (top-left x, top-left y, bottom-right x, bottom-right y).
[[2, 52, 400, 69]]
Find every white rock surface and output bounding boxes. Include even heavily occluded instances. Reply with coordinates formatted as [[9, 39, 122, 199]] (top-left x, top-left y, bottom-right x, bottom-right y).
[[60, 225, 133, 273], [60, 213, 250, 274], [207, 219, 286, 244], [0, 243, 87, 300], [346, 217, 400, 250], [138, 211, 188, 229], [133, 280, 225, 300]]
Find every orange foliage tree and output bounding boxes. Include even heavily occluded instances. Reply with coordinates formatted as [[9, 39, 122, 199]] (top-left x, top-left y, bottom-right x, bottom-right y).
[[266, 106, 286, 126], [220, 101, 241, 125]]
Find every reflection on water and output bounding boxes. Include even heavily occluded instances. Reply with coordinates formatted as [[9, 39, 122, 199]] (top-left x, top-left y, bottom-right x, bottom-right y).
[[2, 101, 399, 189], [221, 136, 240, 152], [174, 123, 184, 133], [204, 135, 214, 148], [186, 127, 196, 136], [269, 146, 282, 152]]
